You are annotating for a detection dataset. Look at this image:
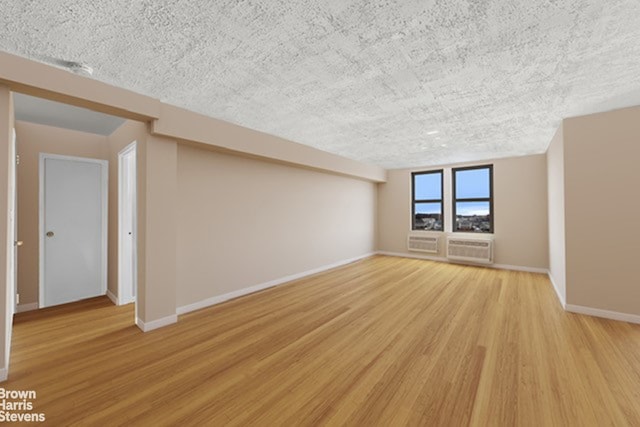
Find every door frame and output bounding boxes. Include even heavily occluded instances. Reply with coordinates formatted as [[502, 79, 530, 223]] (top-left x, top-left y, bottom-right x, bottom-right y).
[[11, 129, 17, 315], [38, 153, 109, 308], [5, 128, 16, 377], [117, 141, 137, 305]]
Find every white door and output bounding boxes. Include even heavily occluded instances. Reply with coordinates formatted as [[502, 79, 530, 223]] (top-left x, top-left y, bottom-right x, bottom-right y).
[[5, 129, 17, 369], [8, 130, 17, 314], [40, 154, 108, 308], [118, 142, 136, 304]]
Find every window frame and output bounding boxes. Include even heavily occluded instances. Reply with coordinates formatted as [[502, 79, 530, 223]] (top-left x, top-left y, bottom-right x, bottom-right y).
[[452, 164, 494, 233], [411, 169, 444, 231]]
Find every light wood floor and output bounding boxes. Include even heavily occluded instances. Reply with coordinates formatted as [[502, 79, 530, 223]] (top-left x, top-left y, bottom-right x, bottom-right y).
[[7, 256, 640, 426]]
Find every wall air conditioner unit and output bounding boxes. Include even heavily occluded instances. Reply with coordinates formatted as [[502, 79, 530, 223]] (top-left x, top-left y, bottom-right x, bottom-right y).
[[447, 237, 493, 264], [407, 232, 439, 254]]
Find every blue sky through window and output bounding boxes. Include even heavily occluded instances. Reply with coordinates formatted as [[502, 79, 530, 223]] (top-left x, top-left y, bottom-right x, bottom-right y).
[[414, 172, 441, 200], [415, 202, 442, 214], [456, 201, 489, 216], [455, 168, 490, 198]]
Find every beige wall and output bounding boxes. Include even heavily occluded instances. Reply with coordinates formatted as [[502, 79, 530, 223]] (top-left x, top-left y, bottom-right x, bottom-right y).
[[547, 125, 566, 303], [136, 135, 178, 324], [175, 144, 377, 307], [10, 112, 380, 328], [15, 121, 109, 305], [377, 154, 549, 270], [106, 120, 147, 298], [563, 107, 640, 316]]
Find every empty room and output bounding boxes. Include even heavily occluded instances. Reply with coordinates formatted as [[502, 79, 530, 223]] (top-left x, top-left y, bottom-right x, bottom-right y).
[[0, 1, 639, 425]]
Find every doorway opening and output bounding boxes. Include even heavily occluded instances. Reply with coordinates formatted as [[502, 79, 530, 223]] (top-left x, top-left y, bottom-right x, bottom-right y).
[[11, 92, 142, 316], [3, 90, 147, 383]]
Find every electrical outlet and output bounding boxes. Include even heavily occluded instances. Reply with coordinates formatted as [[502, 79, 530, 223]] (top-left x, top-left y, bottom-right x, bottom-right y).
[[16, 294, 19, 305]]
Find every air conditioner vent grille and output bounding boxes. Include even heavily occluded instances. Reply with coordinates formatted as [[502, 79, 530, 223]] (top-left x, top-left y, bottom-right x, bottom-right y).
[[447, 237, 493, 264], [448, 240, 490, 248], [407, 233, 439, 254]]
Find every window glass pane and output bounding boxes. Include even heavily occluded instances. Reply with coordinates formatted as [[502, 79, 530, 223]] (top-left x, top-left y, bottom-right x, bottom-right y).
[[414, 172, 441, 200], [455, 168, 490, 199], [455, 202, 491, 232], [414, 202, 443, 231]]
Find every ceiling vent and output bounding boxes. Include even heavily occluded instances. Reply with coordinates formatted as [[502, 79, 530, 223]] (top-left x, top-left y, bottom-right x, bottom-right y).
[[36, 55, 94, 76]]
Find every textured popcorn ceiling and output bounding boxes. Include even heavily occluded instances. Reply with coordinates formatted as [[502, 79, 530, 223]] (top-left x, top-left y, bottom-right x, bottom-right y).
[[2, 1, 640, 168]]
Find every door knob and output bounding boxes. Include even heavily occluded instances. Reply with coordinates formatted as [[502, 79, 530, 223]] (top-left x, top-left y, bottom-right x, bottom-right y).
[[14, 240, 23, 247], [46, 231, 55, 238]]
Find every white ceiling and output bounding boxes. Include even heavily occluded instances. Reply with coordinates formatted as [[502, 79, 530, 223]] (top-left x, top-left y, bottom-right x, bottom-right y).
[[2, 0, 640, 168], [13, 93, 125, 136]]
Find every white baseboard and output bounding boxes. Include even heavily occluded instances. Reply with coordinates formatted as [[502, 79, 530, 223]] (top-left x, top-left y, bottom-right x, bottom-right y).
[[177, 252, 375, 315], [547, 271, 566, 308], [377, 251, 448, 263], [377, 251, 547, 273], [0, 368, 7, 382], [107, 289, 135, 306], [565, 304, 640, 325], [106, 289, 118, 305], [491, 264, 548, 274], [16, 302, 38, 313], [135, 314, 178, 332]]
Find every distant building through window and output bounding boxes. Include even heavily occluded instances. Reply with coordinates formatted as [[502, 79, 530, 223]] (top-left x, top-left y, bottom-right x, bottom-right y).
[[411, 170, 444, 231], [452, 165, 493, 233]]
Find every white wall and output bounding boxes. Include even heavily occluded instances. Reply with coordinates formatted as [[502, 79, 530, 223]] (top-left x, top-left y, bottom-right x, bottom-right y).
[[175, 144, 377, 308], [546, 125, 566, 305], [377, 154, 549, 270]]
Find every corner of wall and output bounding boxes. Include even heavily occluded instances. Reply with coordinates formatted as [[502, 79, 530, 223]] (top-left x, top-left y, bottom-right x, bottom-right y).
[[547, 270, 566, 308], [135, 314, 177, 332]]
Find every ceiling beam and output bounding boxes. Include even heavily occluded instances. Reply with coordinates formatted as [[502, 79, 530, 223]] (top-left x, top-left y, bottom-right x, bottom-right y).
[[152, 103, 386, 182], [0, 51, 160, 122]]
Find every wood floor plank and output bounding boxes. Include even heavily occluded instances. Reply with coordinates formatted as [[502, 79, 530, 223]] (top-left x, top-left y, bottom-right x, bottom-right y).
[[5, 255, 640, 426]]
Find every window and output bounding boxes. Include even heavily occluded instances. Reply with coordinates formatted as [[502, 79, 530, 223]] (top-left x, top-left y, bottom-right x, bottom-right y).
[[412, 170, 444, 231], [452, 165, 493, 233]]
